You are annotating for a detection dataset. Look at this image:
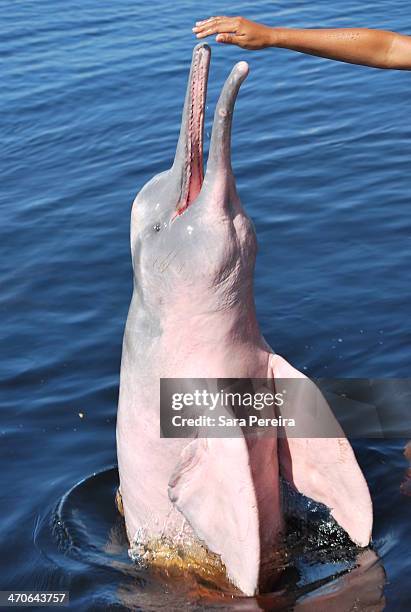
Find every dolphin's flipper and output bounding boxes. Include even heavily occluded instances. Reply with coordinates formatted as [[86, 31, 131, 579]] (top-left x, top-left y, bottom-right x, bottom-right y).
[[269, 354, 373, 547], [168, 436, 282, 596]]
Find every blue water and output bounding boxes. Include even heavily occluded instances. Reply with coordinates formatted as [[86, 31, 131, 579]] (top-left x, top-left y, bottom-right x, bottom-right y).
[[1, 0, 410, 609]]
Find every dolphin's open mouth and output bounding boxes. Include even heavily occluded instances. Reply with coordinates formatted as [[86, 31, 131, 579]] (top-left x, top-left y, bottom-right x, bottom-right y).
[[173, 44, 248, 218], [176, 44, 210, 215]]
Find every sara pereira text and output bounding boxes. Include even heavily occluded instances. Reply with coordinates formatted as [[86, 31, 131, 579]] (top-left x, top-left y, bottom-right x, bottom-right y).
[[171, 414, 296, 428]]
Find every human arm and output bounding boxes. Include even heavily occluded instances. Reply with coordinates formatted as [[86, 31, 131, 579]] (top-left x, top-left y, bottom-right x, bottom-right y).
[[193, 16, 411, 69]]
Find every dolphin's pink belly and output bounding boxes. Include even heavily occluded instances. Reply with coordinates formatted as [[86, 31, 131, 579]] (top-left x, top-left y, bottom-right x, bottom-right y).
[[117, 336, 284, 594]]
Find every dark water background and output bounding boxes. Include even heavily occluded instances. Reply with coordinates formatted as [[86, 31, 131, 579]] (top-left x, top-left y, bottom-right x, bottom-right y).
[[1, 0, 410, 610]]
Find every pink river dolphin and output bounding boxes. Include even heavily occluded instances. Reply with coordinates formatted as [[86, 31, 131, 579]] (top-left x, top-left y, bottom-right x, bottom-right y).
[[116, 43, 373, 596]]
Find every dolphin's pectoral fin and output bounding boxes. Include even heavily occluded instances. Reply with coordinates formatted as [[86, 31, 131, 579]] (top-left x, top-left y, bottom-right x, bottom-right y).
[[168, 437, 261, 596], [269, 354, 373, 547]]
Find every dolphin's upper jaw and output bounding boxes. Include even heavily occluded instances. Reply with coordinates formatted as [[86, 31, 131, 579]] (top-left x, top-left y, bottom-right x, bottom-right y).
[[174, 44, 210, 216]]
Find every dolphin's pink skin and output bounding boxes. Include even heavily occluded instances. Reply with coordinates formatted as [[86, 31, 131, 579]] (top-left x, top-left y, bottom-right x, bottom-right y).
[[116, 43, 373, 595]]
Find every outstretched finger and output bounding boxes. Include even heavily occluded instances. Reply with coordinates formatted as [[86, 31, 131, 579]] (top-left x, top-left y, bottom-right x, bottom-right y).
[[195, 16, 226, 27]]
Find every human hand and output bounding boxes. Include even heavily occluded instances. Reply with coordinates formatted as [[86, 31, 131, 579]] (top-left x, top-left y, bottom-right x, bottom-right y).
[[193, 16, 276, 50]]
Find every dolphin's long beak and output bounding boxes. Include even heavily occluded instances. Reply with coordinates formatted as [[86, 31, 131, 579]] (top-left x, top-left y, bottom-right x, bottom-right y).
[[173, 45, 249, 216], [173, 43, 210, 215]]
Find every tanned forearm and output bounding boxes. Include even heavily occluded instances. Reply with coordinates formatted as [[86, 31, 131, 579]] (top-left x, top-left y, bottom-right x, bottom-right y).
[[273, 28, 403, 69]]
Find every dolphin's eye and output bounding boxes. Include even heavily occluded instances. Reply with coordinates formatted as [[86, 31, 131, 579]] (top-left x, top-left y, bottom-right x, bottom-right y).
[[153, 223, 161, 233]]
